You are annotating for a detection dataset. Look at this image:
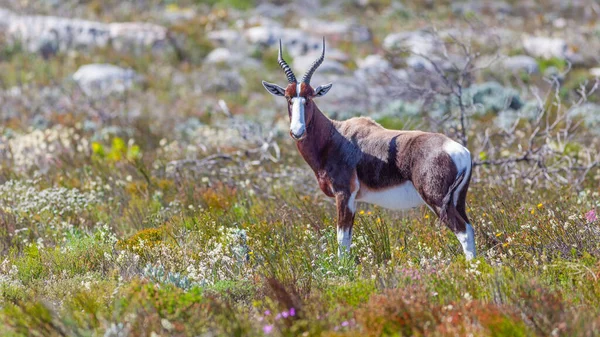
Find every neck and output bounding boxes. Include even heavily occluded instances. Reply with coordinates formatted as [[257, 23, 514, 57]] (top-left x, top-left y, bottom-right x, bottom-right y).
[[295, 104, 333, 172]]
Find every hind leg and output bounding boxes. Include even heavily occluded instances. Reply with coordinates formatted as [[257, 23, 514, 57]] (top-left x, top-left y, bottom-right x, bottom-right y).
[[454, 176, 476, 260], [413, 164, 476, 260]]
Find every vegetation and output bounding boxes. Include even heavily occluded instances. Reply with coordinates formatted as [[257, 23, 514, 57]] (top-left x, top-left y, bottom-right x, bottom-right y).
[[1, 1, 600, 336]]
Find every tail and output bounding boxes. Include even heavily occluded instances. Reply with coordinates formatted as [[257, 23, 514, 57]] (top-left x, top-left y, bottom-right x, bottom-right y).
[[440, 171, 466, 223]]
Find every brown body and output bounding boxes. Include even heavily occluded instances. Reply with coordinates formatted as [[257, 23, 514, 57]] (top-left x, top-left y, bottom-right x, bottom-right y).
[[262, 38, 476, 259], [296, 105, 471, 236]]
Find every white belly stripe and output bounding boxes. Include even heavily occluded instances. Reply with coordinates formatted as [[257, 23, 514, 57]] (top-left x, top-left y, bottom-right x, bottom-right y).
[[357, 181, 424, 210]]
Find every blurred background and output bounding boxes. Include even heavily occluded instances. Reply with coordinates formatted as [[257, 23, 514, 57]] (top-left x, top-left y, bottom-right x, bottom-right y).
[[1, 0, 600, 187], [1, 2, 600, 336]]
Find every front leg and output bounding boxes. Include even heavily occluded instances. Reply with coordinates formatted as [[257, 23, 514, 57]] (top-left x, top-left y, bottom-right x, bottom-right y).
[[335, 186, 358, 258]]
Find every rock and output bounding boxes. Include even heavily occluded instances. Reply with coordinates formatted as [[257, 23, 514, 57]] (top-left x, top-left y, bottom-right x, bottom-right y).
[[590, 68, 600, 77], [252, 3, 290, 18], [293, 52, 347, 75], [245, 26, 322, 57], [204, 48, 234, 64], [72, 64, 141, 97], [522, 35, 568, 60], [200, 69, 244, 93], [405, 55, 435, 71], [202, 47, 259, 69], [502, 55, 539, 74], [206, 29, 243, 48], [4, 11, 168, 56], [357, 54, 391, 70], [451, 1, 512, 15], [0, 8, 14, 29], [298, 18, 370, 42], [553, 17, 567, 29], [383, 30, 437, 55], [161, 5, 195, 24], [244, 26, 322, 57], [108, 22, 168, 52], [382, 30, 447, 71]]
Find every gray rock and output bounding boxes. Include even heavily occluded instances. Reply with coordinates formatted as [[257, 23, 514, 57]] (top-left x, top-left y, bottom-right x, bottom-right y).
[[294, 52, 347, 75], [253, 3, 290, 18], [203, 47, 260, 69], [4, 11, 168, 56], [72, 64, 141, 97], [451, 1, 512, 15], [0, 8, 14, 29], [205, 48, 235, 64], [298, 18, 370, 42], [590, 68, 600, 77], [200, 69, 244, 93], [383, 30, 437, 55], [522, 35, 568, 60], [207, 29, 243, 48], [502, 55, 539, 74], [161, 6, 195, 24], [245, 26, 322, 57], [405, 55, 435, 71], [357, 54, 391, 70]]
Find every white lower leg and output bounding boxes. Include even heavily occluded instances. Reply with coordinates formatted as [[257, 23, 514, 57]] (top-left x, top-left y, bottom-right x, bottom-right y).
[[456, 223, 476, 260], [337, 227, 352, 257]]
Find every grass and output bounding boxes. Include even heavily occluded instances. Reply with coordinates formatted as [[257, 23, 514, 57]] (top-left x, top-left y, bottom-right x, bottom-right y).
[[0, 164, 599, 336], [1, 1, 600, 336]]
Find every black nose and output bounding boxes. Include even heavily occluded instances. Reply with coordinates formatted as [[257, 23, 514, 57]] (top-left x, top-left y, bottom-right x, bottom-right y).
[[290, 131, 305, 140]]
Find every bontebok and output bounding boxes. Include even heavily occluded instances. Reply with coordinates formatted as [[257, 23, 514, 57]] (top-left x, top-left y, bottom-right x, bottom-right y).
[[262, 39, 476, 260]]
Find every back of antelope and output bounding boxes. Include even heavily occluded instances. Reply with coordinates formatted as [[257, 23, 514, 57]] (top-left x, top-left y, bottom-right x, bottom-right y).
[[262, 39, 476, 260]]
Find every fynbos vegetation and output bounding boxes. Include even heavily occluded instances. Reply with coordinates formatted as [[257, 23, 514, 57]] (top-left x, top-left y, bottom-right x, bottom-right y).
[[1, 1, 599, 336]]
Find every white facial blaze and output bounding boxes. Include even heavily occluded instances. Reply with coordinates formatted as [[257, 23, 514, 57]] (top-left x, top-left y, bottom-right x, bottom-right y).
[[290, 97, 306, 137]]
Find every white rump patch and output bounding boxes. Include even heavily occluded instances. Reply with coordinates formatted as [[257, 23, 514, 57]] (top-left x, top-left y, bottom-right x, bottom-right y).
[[443, 140, 472, 205], [357, 181, 424, 210], [455, 223, 476, 260]]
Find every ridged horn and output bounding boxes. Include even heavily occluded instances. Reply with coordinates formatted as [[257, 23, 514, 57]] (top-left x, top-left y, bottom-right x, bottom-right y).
[[301, 37, 325, 85], [278, 40, 297, 84]]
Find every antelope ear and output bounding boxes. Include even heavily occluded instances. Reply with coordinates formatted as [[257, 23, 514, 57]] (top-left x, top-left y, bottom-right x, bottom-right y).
[[262, 81, 286, 96], [314, 83, 333, 97]]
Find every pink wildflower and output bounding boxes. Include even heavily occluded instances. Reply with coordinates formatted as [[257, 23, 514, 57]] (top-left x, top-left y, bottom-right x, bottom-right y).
[[263, 325, 273, 334], [586, 209, 597, 223]]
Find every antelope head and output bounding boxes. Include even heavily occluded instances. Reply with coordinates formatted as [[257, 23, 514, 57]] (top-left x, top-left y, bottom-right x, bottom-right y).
[[262, 38, 333, 141]]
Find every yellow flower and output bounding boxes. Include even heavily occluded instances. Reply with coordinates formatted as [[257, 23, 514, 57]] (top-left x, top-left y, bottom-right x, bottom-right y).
[[503, 242, 509, 247], [500, 209, 505, 214], [376, 217, 381, 223], [530, 209, 535, 215], [537, 203, 543, 209], [367, 211, 372, 215], [424, 214, 430, 219], [359, 210, 365, 215], [495, 232, 502, 237]]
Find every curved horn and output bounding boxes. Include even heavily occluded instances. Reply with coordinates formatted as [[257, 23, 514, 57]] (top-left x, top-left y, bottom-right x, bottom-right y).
[[278, 40, 297, 84], [301, 37, 325, 85]]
